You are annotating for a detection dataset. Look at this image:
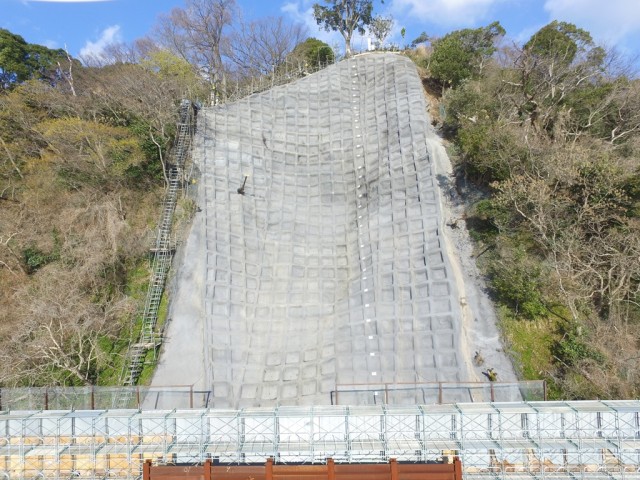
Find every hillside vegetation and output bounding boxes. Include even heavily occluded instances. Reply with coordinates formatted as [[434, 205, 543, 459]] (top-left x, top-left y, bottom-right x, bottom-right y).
[[410, 21, 640, 398], [0, 30, 210, 386]]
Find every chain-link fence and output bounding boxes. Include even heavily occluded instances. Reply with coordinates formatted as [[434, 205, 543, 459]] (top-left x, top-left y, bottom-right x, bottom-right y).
[[0, 381, 545, 411], [331, 381, 546, 405], [215, 57, 337, 105], [0, 386, 211, 411]]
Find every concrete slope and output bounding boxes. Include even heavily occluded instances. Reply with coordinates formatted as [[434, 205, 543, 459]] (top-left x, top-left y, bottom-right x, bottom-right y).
[[153, 53, 488, 408]]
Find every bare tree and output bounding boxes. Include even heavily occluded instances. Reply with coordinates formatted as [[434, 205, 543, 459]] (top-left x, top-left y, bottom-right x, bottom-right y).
[[493, 147, 640, 325], [0, 230, 25, 277], [98, 42, 143, 65], [227, 16, 306, 78], [0, 135, 23, 179], [154, 0, 236, 87], [606, 80, 640, 143], [55, 47, 77, 96], [5, 269, 131, 386]]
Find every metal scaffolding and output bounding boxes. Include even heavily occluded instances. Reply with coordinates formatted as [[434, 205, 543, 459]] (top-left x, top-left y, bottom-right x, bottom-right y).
[[1, 400, 639, 479]]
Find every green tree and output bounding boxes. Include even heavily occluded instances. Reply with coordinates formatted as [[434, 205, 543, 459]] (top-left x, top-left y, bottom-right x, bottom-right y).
[[488, 246, 548, 319], [288, 37, 335, 69], [524, 20, 595, 66], [0, 28, 68, 90], [411, 31, 429, 47], [312, 0, 376, 57], [511, 21, 605, 132], [140, 49, 208, 100], [0, 29, 31, 88], [430, 21, 505, 88], [26, 44, 68, 85]]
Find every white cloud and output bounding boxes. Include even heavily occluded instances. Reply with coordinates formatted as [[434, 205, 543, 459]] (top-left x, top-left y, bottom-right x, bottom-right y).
[[79, 25, 121, 61], [390, 0, 502, 26], [543, 0, 640, 44], [510, 23, 545, 46]]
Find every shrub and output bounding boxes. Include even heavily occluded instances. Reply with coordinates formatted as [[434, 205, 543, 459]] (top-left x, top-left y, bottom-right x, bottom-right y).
[[488, 247, 547, 319], [552, 324, 605, 367], [22, 245, 58, 274]]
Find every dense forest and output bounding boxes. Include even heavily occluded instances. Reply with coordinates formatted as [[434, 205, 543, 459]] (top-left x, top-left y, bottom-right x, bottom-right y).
[[1, 0, 638, 399]]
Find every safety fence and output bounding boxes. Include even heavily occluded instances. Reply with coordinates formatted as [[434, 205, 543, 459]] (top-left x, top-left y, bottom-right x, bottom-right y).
[[0, 382, 545, 412], [0, 386, 208, 411], [142, 457, 463, 480], [331, 381, 546, 405], [214, 57, 336, 106]]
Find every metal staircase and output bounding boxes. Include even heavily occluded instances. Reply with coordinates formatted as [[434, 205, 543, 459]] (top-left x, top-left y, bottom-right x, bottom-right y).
[[115, 101, 195, 406]]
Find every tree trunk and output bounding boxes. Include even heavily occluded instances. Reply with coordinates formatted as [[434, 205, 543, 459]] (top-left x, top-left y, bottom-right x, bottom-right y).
[[149, 129, 169, 188], [344, 32, 353, 58]]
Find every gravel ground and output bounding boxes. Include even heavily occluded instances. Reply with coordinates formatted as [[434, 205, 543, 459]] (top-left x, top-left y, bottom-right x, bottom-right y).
[[426, 130, 518, 383]]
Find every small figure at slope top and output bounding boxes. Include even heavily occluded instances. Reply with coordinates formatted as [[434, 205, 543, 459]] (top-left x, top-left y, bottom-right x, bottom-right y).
[[483, 368, 497, 382]]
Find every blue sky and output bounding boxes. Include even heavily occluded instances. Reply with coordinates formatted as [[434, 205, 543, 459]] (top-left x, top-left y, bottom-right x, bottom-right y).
[[2, 0, 640, 63]]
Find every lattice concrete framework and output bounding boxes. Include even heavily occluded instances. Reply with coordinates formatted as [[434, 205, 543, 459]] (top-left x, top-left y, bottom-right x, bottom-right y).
[[177, 52, 478, 407], [1, 401, 640, 479]]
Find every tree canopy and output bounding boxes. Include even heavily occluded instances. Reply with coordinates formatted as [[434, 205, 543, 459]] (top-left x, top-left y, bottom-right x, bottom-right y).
[[0, 28, 67, 90], [524, 20, 595, 65], [369, 15, 394, 49], [429, 21, 505, 88], [288, 37, 335, 69]]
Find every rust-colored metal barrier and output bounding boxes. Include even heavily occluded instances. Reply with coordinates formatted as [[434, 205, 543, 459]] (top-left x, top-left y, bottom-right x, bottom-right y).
[[143, 457, 463, 480]]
